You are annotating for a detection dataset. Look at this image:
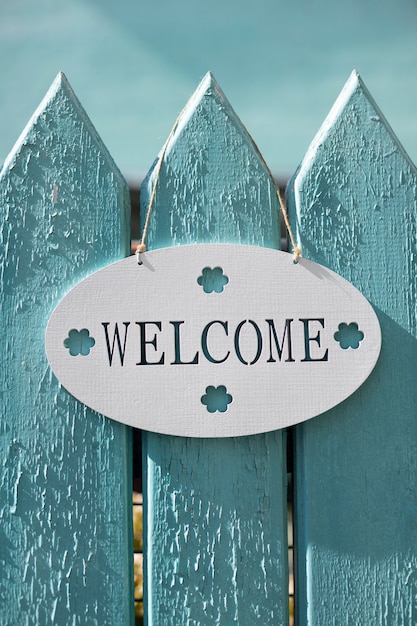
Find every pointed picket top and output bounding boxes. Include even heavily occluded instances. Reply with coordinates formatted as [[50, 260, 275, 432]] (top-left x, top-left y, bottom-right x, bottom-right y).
[[1, 71, 68, 175], [165, 71, 257, 159], [141, 71, 281, 250], [1, 72, 130, 291], [290, 70, 417, 320], [1, 72, 125, 190], [295, 70, 417, 177], [0, 75, 132, 623]]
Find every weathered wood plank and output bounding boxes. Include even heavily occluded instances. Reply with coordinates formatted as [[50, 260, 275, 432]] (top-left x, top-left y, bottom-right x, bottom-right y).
[[288, 70, 417, 624], [140, 73, 288, 625], [0, 73, 133, 625]]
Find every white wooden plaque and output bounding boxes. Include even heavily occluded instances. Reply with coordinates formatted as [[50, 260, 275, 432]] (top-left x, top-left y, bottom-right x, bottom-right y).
[[45, 244, 381, 437]]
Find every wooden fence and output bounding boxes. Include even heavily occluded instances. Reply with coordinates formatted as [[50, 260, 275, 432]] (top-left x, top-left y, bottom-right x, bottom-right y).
[[1, 69, 417, 625]]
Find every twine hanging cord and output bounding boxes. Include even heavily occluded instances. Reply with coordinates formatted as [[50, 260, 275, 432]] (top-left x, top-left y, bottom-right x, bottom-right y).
[[136, 108, 301, 263], [135, 108, 183, 265], [257, 151, 302, 263]]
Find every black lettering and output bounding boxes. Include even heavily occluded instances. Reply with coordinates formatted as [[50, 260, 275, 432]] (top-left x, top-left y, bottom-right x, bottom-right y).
[[201, 321, 230, 363], [300, 318, 328, 362], [234, 320, 263, 365], [170, 321, 199, 364], [265, 318, 295, 362], [102, 322, 130, 366], [136, 322, 164, 365]]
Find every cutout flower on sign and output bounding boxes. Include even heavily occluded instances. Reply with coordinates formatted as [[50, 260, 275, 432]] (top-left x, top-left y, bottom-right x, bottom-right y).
[[334, 322, 364, 350], [201, 385, 233, 413], [197, 267, 229, 293], [64, 329, 96, 356]]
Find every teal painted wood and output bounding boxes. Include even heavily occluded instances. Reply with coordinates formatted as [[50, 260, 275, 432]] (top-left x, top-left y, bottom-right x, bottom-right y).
[[0, 74, 133, 625], [288, 70, 417, 624], [140, 73, 288, 625]]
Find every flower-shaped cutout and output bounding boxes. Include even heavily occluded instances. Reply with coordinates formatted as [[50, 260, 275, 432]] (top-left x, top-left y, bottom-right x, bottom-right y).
[[201, 385, 233, 413], [197, 267, 229, 293], [334, 322, 364, 350], [64, 328, 96, 356]]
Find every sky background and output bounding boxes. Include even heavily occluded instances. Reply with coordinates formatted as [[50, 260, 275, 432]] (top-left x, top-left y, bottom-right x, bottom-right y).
[[1, 0, 417, 184]]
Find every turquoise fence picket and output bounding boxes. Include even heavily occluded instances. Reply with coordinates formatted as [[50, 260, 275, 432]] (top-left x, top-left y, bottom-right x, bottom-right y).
[[288, 70, 417, 624], [140, 72, 289, 625], [0, 73, 133, 625]]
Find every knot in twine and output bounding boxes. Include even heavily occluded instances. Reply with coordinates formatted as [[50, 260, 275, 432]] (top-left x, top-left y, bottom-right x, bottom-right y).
[[292, 246, 302, 263], [135, 242, 146, 265]]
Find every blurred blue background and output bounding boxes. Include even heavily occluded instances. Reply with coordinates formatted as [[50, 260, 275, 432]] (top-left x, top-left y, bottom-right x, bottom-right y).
[[1, 0, 417, 184]]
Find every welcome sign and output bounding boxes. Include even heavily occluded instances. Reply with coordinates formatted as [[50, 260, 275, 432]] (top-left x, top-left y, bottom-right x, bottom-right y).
[[45, 244, 381, 437]]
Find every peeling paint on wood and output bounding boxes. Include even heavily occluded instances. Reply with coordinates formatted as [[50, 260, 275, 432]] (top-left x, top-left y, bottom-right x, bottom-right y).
[[0, 73, 133, 625], [140, 73, 288, 625]]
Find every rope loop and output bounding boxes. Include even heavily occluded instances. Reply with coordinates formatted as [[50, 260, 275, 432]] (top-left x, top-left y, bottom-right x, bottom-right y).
[[139, 104, 301, 260]]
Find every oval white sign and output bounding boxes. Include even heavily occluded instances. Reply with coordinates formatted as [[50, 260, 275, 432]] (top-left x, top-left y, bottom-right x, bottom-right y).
[[45, 244, 381, 437]]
